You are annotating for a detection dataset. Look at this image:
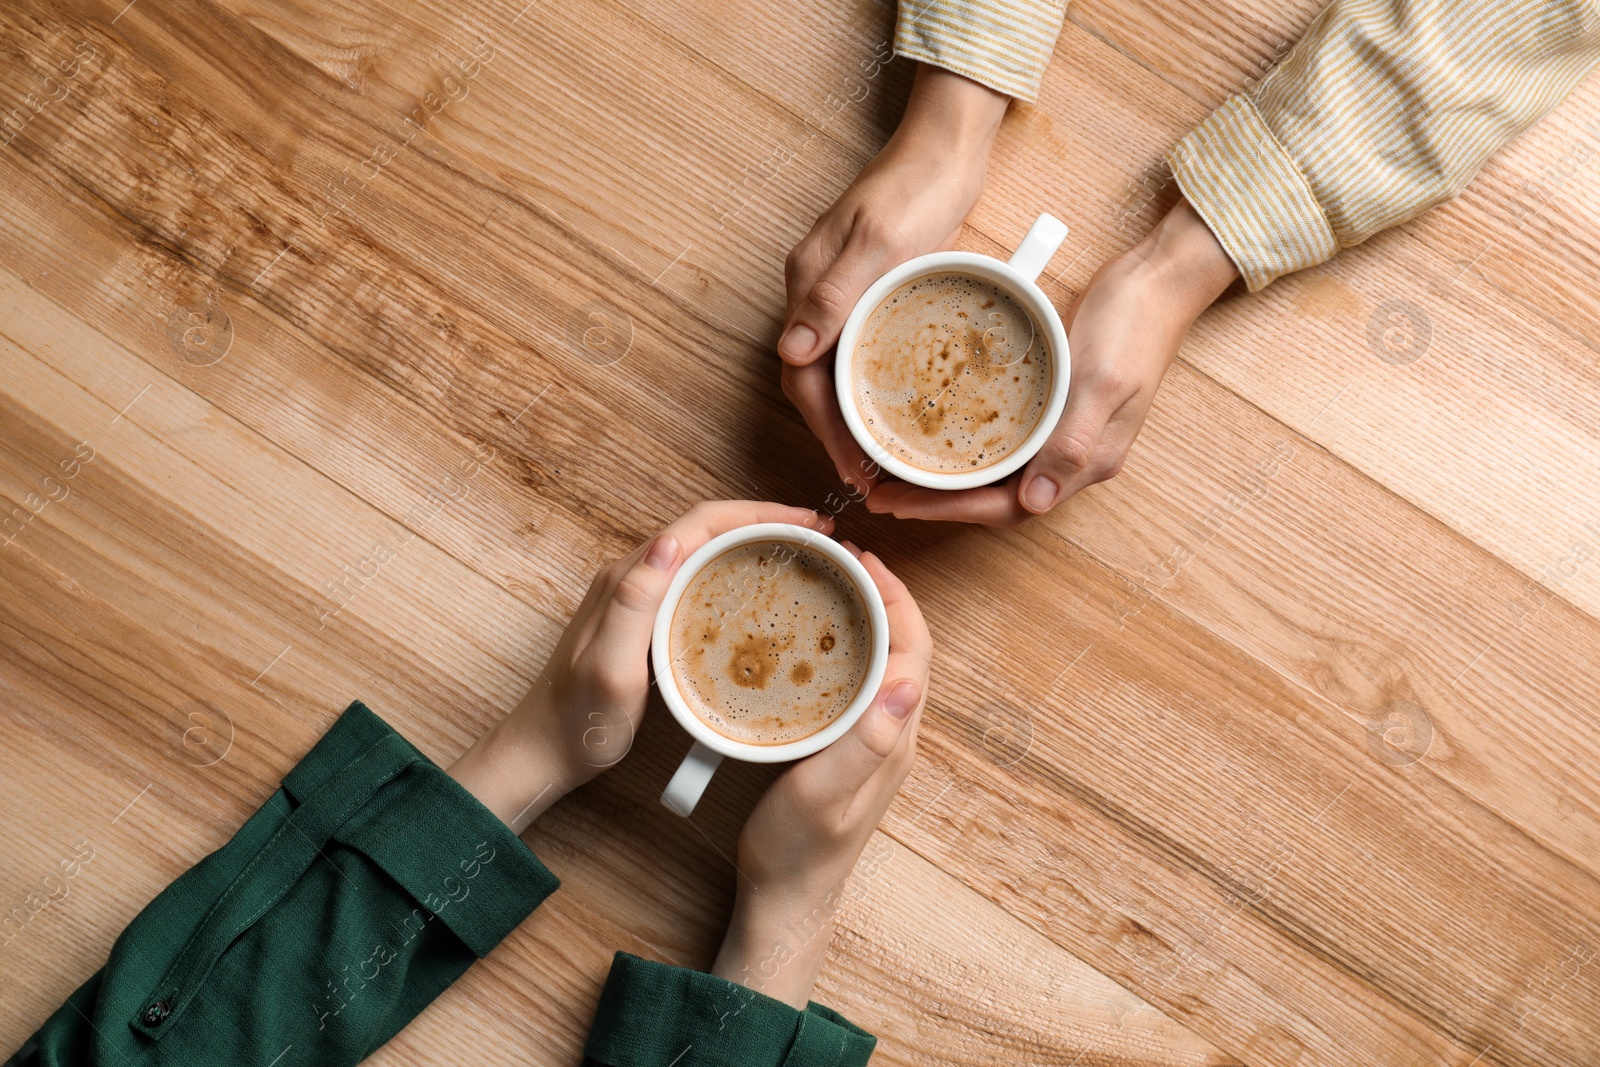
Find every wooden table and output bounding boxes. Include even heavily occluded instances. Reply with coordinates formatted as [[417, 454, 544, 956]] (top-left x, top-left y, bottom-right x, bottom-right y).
[[2, 0, 1597, 1063]]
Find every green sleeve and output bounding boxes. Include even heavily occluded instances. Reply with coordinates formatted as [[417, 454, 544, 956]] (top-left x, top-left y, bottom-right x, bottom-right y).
[[582, 953, 877, 1067], [5, 701, 559, 1067]]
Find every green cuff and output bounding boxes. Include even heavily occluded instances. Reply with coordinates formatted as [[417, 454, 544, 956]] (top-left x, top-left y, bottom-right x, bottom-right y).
[[1167, 93, 1339, 292], [287, 700, 559, 958], [125, 701, 559, 1043], [584, 953, 876, 1067]]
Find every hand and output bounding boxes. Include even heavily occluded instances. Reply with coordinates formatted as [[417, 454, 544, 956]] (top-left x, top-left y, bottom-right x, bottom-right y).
[[447, 501, 834, 832], [710, 547, 932, 1009], [781, 64, 1009, 493], [869, 198, 1241, 525]]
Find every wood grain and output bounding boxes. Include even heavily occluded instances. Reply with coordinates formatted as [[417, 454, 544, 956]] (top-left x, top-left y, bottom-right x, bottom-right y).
[[0, 268, 1232, 1065], [2, 0, 1598, 1064]]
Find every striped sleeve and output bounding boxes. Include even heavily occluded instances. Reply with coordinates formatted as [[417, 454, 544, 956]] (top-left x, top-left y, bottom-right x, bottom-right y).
[[894, 0, 1069, 103], [1167, 0, 1600, 292]]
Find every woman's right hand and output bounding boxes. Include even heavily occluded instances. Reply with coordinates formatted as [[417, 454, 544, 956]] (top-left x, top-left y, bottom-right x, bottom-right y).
[[867, 198, 1240, 525], [710, 546, 933, 1008]]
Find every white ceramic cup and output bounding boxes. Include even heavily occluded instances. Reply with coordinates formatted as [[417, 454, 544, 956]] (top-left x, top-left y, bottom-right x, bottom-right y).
[[833, 213, 1072, 491], [653, 522, 890, 817]]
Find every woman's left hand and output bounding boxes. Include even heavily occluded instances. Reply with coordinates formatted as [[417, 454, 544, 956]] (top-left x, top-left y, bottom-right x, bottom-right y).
[[448, 500, 833, 831]]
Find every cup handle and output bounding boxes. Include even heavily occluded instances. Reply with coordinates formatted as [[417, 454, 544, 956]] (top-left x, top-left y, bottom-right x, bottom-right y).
[[1007, 213, 1069, 283], [661, 742, 725, 816]]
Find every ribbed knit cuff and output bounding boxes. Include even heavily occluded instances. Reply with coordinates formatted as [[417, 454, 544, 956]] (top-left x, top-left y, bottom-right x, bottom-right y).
[[1167, 94, 1339, 292]]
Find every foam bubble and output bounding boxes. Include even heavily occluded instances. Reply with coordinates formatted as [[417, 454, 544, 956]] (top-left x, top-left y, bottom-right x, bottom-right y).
[[670, 540, 872, 745], [852, 273, 1050, 474]]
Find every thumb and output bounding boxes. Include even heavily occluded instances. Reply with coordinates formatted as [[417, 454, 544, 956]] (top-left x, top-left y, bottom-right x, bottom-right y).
[[1017, 386, 1123, 514], [779, 224, 902, 366], [589, 533, 682, 659], [803, 679, 921, 802]]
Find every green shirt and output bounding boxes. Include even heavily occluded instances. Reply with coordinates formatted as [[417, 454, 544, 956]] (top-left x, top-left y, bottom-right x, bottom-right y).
[[5, 702, 876, 1067]]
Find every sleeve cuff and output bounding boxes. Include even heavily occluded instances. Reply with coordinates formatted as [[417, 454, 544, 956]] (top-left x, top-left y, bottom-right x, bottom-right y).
[[1166, 94, 1339, 292], [583, 953, 877, 1067], [288, 701, 559, 958], [893, 1, 1066, 104]]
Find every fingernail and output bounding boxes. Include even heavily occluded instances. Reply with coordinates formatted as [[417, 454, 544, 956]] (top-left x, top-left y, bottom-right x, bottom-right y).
[[839, 538, 863, 558], [883, 680, 920, 719], [644, 533, 680, 571], [1023, 475, 1059, 512], [779, 323, 816, 360]]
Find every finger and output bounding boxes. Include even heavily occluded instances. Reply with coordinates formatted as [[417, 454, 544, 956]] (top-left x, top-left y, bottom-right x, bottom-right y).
[[665, 499, 836, 558], [573, 501, 833, 649], [869, 479, 1030, 527], [780, 213, 907, 366], [584, 531, 684, 676], [825, 551, 932, 801], [782, 224, 846, 325], [867, 550, 932, 779], [783, 361, 883, 492], [859, 679, 925, 802], [857, 550, 932, 670], [802, 678, 923, 804], [562, 546, 649, 651], [1017, 383, 1135, 514]]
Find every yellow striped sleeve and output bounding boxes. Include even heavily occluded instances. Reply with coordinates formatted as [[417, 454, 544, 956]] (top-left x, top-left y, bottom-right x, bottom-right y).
[[1168, 0, 1600, 291], [894, 0, 1069, 103]]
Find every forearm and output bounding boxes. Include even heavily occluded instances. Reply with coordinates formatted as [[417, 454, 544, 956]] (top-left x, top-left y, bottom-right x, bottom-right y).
[[710, 885, 839, 1010], [889, 63, 1010, 160], [10, 703, 558, 1067], [1170, 0, 1600, 291], [1129, 198, 1240, 315]]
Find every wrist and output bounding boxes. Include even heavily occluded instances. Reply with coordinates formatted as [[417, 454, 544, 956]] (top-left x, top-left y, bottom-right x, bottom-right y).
[[447, 709, 582, 833], [711, 882, 843, 1010], [892, 63, 1009, 163], [1131, 198, 1240, 314]]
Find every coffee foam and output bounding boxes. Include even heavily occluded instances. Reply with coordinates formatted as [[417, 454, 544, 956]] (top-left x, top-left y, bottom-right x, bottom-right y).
[[669, 539, 871, 746], [852, 272, 1050, 474]]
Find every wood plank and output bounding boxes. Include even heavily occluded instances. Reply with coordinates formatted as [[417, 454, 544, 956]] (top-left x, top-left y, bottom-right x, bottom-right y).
[[4, 0, 1600, 1064], [0, 270, 1232, 1065], [1176, 233, 1600, 625], [1025, 0, 1600, 628], [1064, 356, 1600, 877]]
